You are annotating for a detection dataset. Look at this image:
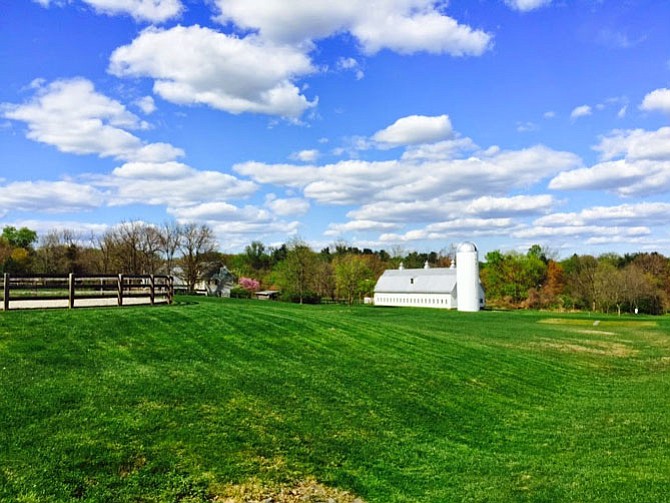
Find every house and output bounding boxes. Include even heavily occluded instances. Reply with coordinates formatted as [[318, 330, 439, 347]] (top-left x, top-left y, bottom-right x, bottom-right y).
[[254, 290, 280, 301], [202, 265, 237, 297], [373, 242, 485, 311], [171, 265, 237, 297]]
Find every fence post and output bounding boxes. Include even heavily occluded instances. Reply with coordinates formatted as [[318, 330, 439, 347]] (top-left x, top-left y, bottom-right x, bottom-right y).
[[168, 276, 174, 305], [3, 273, 9, 311], [150, 275, 155, 305], [68, 273, 75, 309], [118, 274, 124, 306]]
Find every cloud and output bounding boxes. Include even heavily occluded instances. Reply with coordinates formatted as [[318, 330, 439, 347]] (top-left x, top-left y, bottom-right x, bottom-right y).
[[640, 88, 670, 114], [513, 224, 650, 241], [167, 201, 269, 221], [2, 78, 183, 162], [515, 202, 666, 247], [516, 121, 537, 133], [534, 202, 670, 227], [135, 95, 156, 114], [0, 180, 105, 215], [111, 161, 193, 179], [81, 0, 183, 23], [5, 219, 110, 238], [549, 159, 670, 196], [348, 194, 554, 224], [33, 0, 183, 22], [504, 0, 551, 12], [550, 127, 670, 197], [264, 195, 310, 216], [236, 145, 580, 206], [400, 137, 478, 161], [1, 159, 261, 224], [212, 0, 492, 56], [570, 104, 592, 120], [594, 127, 670, 161], [289, 149, 320, 162], [337, 57, 364, 80], [325, 220, 401, 236], [167, 202, 300, 237], [379, 217, 517, 243], [372, 114, 453, 147], [109, 25, 317, 118], [102, 161, 258, 207], [463, 194, 554, 217]]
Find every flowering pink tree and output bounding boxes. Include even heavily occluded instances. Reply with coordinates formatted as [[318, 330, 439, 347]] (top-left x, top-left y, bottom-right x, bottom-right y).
[[239, 277, 260, 292]]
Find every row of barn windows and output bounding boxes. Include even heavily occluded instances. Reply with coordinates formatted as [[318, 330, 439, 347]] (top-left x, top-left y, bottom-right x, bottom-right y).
[[378, 296, 449, 305]]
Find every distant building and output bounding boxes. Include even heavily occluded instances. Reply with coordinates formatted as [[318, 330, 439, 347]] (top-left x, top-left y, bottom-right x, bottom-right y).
[[254, 290, 280, 301], [172, 265, 237, 297], [373, 242, 485, 311]]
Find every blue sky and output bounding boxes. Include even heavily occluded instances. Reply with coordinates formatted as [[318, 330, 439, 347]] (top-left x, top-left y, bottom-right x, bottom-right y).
[[1, 0, 669, 257]]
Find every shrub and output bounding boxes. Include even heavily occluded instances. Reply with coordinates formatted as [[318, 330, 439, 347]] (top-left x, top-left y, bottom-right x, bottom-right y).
[[230, 286, 252, 299]]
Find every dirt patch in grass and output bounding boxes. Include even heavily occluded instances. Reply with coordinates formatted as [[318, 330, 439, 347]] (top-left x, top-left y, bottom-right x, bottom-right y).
[[211, 478, 365, 503], [539, 318, 657, 328], [530, 339, 637, 357], [576, 329, 616, 336]]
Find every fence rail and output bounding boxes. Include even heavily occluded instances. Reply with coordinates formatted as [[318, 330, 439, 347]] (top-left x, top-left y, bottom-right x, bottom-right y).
[[1, 273, 173, 311]]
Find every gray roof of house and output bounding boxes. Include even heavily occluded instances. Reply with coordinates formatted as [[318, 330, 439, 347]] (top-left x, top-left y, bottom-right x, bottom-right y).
[[374, 267, 457, 294]]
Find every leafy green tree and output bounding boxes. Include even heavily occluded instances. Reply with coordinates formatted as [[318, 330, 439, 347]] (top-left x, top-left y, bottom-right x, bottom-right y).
[[242, 241, 271, 275], [1, 226, 38, 273], [2, 226, 38, 250], [481, 246, 548, 307], [275, 238, 319, 304], [334, 254, 373, 305]]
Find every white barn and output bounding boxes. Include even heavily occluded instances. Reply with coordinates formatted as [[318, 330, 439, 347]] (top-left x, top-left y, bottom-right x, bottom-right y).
[[373, 242, 485, 312]]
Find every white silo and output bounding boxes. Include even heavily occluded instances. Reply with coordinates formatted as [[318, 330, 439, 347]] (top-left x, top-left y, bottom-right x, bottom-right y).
[[456, 242, 480, 312]]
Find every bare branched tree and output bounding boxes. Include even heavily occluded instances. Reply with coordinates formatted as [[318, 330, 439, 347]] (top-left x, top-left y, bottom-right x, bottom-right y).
[[179, 223, 216, 293]]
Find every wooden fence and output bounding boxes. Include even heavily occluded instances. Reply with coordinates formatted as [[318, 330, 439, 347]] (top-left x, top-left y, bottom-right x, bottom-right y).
[[1, 273, 173, 311]]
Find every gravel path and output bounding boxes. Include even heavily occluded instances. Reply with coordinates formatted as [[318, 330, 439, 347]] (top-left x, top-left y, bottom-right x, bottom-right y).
[[2, 297, 169, 310]]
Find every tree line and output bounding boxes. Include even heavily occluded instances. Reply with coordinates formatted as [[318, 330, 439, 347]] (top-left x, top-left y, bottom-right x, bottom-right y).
[[2, 223, 668, 314], [481, 245, 670, 315]]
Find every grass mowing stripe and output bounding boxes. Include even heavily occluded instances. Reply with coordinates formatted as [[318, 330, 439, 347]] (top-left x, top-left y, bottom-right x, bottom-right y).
[[1, 297, 668, 501]]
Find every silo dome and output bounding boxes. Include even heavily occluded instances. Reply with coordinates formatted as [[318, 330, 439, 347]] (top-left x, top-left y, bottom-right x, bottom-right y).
[[458, 242, 477, 253]]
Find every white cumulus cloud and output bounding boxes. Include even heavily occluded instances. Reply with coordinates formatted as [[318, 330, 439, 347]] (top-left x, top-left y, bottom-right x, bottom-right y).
[[550, 127, 670, 196], [505, 0, 552, 12], [373, 114, 453, 147], [34, 0, 183, 22], [212, 0, 492, 56], [236, 145, 580, 206], [135, 95, 156, 114], [81, 0, 183, 23], [640, 88, 670, 114], [290, 149, 320, 162], [2, 78, 183, 162], [109, 25, 317, 118], [325, 220, 401, 236], [168, 202, 300, 238], [535, 202, 670, 227], [265, 195, 310, 216], [570, 104, 592, 120], [102, 161, 257, 207], [0, 180, 105, 215]]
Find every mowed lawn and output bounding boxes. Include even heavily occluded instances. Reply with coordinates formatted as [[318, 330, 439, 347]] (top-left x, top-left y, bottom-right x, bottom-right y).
[[1, 298, 669, 502]]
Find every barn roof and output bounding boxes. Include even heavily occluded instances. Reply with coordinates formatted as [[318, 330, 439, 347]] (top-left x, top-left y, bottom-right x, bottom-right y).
[[374, 267, 457, 294]]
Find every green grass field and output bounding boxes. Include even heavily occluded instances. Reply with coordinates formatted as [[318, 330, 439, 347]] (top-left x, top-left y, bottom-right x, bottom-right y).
[[1, 298, 669, 502]]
